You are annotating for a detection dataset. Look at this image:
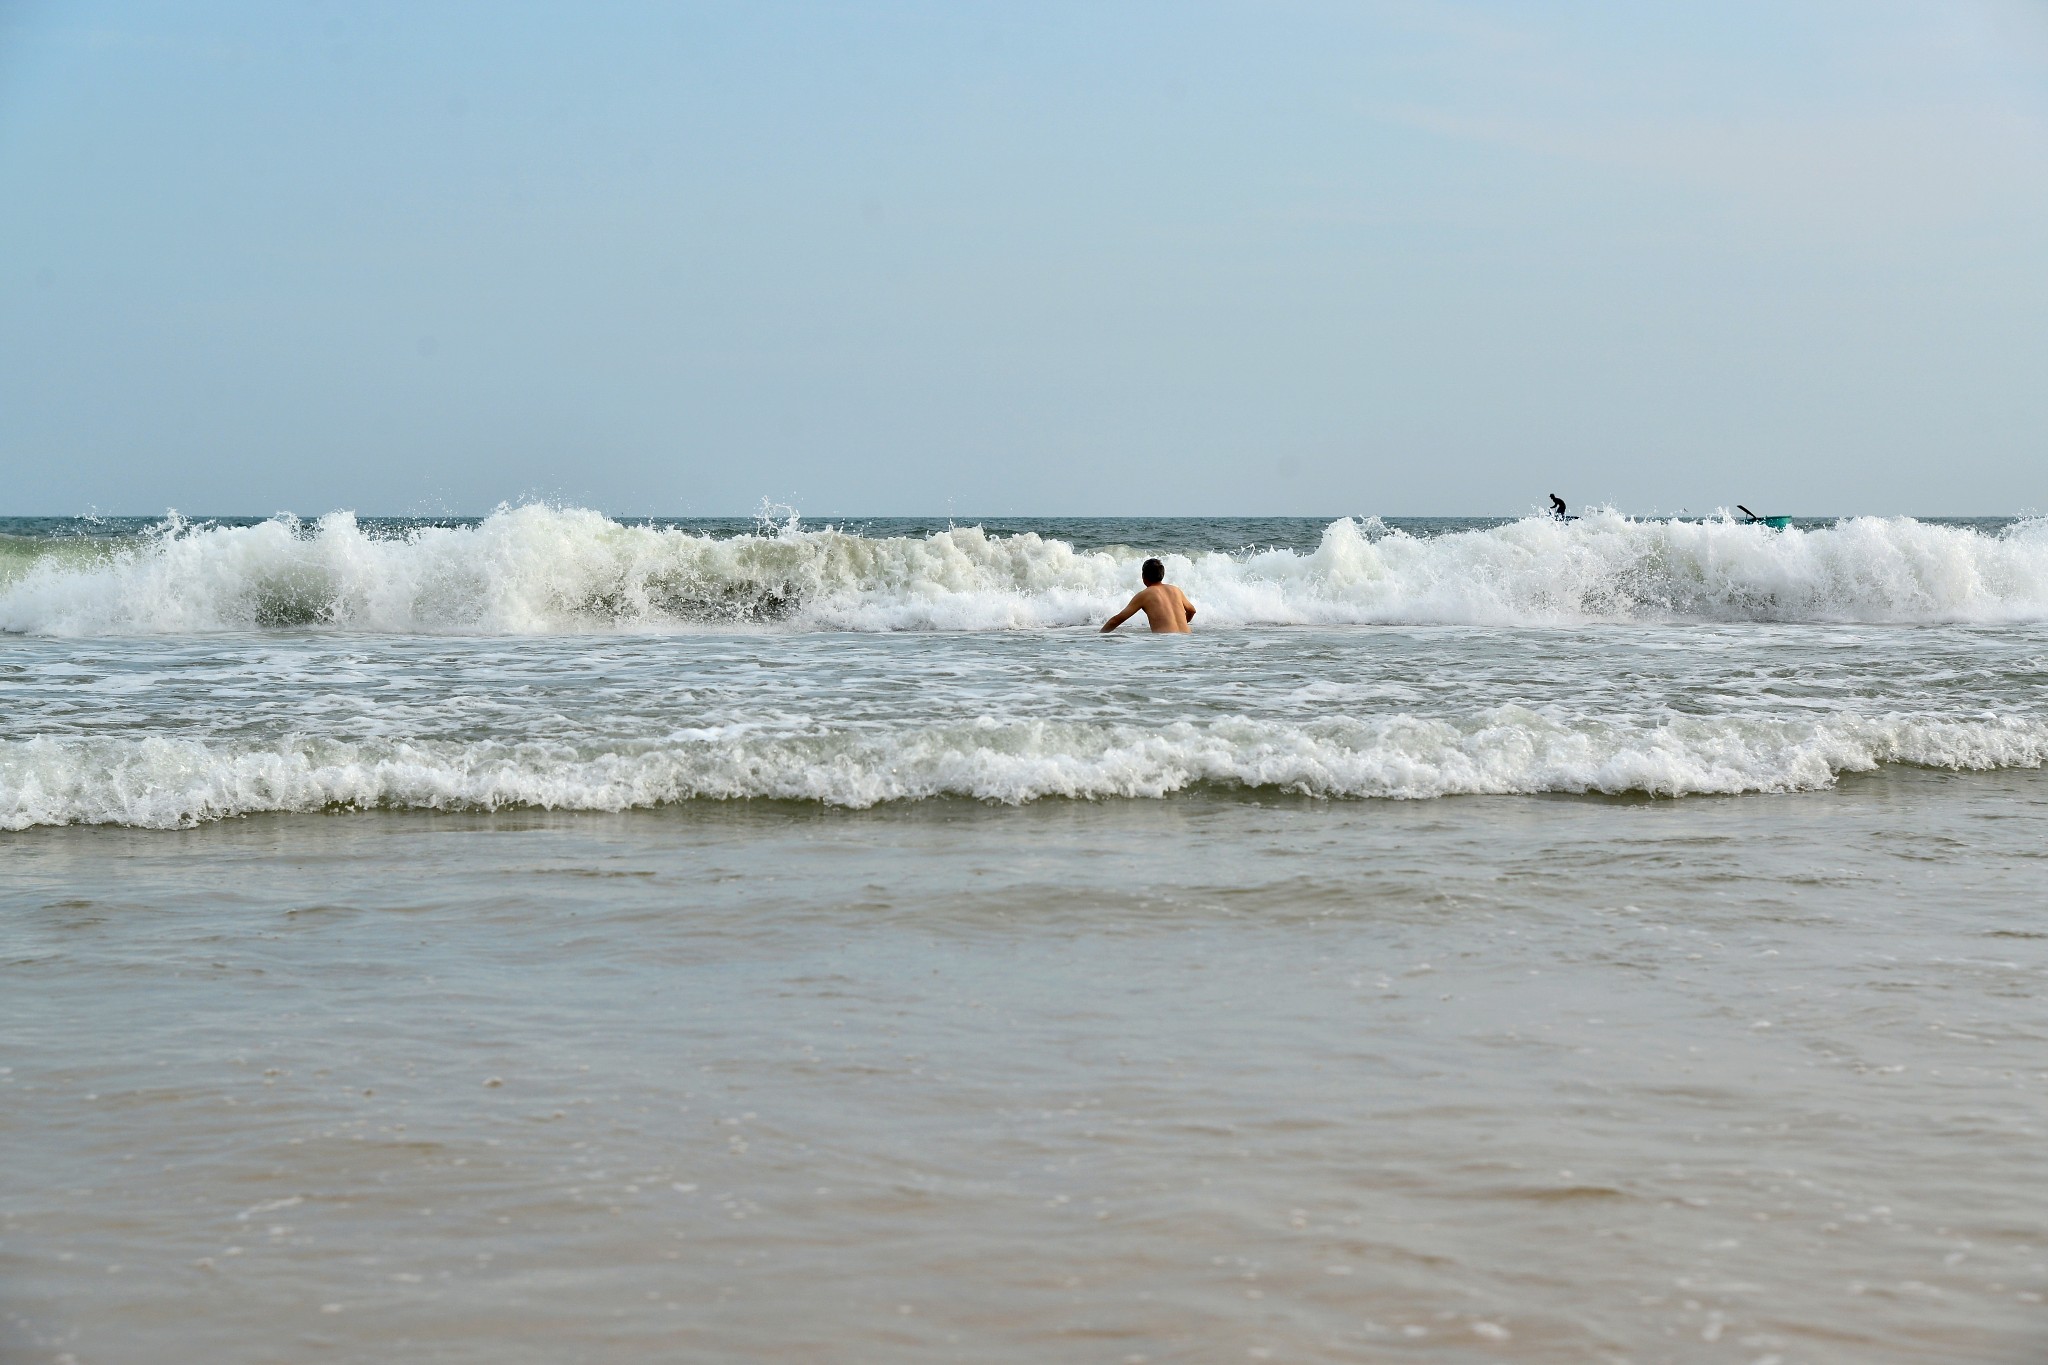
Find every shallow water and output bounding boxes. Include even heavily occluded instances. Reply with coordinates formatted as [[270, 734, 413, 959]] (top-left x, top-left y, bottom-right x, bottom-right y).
[[6, 779, 2048, 1363]]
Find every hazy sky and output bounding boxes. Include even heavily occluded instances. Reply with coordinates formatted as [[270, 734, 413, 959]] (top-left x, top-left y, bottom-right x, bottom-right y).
[[4, 1, 2045, 517]]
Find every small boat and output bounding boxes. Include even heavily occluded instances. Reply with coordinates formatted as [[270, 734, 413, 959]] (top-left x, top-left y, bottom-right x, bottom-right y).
[[1737, 505, 1794, 530]]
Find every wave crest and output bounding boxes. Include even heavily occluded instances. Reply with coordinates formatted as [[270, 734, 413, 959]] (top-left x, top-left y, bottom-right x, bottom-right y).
[[3, 505, 2046, 635], [5, 710, 2044, 829]]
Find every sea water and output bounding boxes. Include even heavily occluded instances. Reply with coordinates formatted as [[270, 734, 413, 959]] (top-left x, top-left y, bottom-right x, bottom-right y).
[[3, 509, 2046, 1362]]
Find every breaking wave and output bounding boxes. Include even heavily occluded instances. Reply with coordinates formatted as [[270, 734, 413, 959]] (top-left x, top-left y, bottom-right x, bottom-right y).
[[5, 709, 2045, 829], [3, 505, 2048, 635]]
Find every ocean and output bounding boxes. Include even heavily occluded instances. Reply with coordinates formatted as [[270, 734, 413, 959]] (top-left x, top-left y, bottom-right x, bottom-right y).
[[4, 508, 2046, 1363]]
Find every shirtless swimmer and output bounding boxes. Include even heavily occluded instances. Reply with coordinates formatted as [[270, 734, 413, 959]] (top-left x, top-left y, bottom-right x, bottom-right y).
[[1100, 558, 1195, 634]]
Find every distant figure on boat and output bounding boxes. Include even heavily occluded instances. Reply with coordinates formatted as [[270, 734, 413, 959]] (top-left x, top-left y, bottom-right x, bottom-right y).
[[1101, 558, 1196, 634]]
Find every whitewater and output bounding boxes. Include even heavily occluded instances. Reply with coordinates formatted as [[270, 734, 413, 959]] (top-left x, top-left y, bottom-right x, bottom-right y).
[[4, 508, 2047, 828], [4, 504, 2047, 634]]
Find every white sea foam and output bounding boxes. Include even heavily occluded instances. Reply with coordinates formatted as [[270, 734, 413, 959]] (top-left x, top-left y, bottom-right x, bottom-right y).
[[5, 710, 2043, 829], [3, 506, 2047, 635]]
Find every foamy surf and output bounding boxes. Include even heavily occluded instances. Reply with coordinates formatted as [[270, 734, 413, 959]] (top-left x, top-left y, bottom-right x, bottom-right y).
[[6, 709, 2044, 829], [3, 505, 2047, 635]]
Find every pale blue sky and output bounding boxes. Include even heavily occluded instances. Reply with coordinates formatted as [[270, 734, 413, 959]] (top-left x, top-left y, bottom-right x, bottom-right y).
[[3, 1, 2045, 516]]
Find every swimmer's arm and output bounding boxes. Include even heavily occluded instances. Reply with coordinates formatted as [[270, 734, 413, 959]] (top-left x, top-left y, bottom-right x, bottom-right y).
[[1100, 593, 1145, 632], [1181, 592, 1195, 621]]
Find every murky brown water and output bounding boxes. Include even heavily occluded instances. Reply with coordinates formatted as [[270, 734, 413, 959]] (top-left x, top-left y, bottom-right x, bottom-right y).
[[5, 772, 2047, 1363]]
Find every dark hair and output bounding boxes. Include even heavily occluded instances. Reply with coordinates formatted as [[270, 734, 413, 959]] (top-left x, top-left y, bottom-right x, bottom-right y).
[[1141, 557, 1165, 585]]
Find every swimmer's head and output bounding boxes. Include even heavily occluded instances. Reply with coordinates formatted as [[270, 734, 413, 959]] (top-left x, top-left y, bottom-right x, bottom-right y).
[[1141, 558, 1165, 585]]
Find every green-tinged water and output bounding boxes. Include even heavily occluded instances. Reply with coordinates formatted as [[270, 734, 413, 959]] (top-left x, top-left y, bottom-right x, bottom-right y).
[[7, 777, 2048, 1363]]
